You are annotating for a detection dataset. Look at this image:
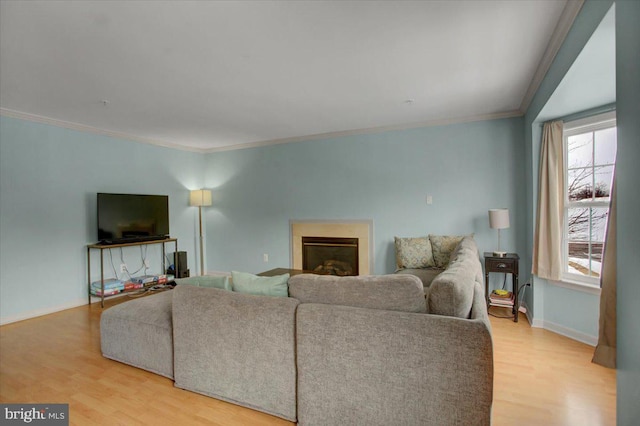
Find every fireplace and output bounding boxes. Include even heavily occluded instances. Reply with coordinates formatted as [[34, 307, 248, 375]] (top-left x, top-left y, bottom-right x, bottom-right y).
[[290, 220, 373, 275], [302, 237, 359, 276]]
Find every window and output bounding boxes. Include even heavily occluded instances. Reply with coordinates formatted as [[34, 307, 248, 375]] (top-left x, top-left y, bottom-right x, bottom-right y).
[[563, 112, 616, 286]]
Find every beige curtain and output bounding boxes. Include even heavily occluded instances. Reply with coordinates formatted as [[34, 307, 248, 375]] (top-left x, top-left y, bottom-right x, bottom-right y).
[[593, 178, 616, 368], [532, 121, 564, 281]]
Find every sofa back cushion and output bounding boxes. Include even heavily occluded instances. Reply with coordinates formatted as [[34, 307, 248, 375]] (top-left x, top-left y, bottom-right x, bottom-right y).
[[428, 236, 482, 318], [288, 274, 426, 313], [172, 285, 299, 421]]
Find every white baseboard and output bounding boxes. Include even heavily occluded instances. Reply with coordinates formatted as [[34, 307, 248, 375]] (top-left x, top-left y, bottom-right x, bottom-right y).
[[0, 298, 88, 326], [541, 320, 597, 346], [525, 306, 596, 347]]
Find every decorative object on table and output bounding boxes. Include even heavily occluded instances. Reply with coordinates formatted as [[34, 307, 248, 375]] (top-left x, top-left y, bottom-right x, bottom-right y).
[[488, 208, 510, 257], [190, 189, 212, 276]]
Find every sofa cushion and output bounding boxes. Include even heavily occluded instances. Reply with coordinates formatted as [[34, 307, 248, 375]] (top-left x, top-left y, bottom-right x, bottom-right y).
[[296, 303, 493, 426], [428, 236, 483, 318], [172, 286, 299, 421], [288, 274, 426, 313], [428, 268, 476, 318], [429, 234, 465, 268], [449, 235, 484, 285], [231, 271, 289, 297], [394, 236, 435, 269], [175, 275, 231, 290], [395, 268, 443, 290]]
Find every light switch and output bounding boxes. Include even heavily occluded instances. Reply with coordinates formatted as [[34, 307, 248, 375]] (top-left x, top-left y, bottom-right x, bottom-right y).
[[426, 195, 433, 205]]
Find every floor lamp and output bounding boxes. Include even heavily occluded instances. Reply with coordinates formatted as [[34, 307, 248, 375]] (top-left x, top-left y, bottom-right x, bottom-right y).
[[190, 189, 212, 276]]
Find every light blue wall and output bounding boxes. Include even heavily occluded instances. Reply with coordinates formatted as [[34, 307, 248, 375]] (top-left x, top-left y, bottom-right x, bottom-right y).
[[203, 117, 526, 292], [523, 0, 614, 341], [524, 0, 640, 420], [615, 0, 640, 422], [0, 116, 204, 323]]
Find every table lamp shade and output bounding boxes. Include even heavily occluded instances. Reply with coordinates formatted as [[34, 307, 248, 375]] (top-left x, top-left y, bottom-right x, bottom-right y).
[[190, 190, 212, 207], [489, 208, 510, 229]]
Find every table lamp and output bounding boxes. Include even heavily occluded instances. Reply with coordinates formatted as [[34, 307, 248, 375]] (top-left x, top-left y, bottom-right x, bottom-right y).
[[489, 208, 509, 257]]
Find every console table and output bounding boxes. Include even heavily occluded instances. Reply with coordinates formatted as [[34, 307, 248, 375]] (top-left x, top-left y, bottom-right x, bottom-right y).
[[484, 252, 519, 322], [87, 238, 178, 307]]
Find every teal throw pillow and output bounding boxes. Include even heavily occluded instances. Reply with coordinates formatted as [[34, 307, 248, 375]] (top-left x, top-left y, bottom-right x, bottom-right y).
[[231, 271, 290, 297], [174, 275, 232, 291]]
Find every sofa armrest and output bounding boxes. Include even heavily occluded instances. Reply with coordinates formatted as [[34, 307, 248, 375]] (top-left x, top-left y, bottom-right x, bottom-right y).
[[296, 303, 493, 426]]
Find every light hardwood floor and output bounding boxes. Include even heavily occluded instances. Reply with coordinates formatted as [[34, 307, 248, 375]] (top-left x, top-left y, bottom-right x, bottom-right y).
[[0, 299, 615, 425]]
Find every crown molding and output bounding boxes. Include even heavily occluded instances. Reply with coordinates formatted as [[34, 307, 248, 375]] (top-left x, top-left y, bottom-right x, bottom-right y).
[[0, 108, 207, 153], [2, 107, 523, 154], [519, 0, 585, 113], [204, 110, 523, 153]]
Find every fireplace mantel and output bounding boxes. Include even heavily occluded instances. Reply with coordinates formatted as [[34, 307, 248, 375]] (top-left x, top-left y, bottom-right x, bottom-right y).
[[290, 220, 373, 275]]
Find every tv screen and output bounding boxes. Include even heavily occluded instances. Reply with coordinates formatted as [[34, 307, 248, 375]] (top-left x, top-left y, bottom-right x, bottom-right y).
[[97, 193, 169, 244]]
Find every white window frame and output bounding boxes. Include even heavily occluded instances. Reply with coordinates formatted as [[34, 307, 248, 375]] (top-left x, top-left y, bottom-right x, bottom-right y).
[[562, 111, 616, 288]]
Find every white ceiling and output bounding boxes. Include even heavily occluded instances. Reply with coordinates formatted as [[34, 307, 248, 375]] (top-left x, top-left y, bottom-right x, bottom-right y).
[[0, 1, 571, 152]]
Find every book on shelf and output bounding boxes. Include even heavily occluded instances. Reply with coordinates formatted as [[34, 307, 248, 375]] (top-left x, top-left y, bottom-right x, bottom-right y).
[[490, 299, 514, 307], [90, 278, 124, 290], [91, 287, 121, 296], [489, 291, 515, 307], [124, 282, 144, 291], [130, 274, 168, 285]]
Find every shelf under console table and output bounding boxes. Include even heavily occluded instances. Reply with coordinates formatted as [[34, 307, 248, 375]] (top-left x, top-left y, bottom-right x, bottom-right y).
[[87, 238, 178, 308]]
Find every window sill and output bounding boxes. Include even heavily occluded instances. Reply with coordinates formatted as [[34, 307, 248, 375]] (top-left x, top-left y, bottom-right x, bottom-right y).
[[547, 277, 601, 295]]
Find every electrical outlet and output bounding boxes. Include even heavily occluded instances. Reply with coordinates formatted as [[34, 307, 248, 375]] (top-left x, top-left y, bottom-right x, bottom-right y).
[[120, 263, 127, 273], [263, 253, 269, 263], [426, 195, 433, 205]]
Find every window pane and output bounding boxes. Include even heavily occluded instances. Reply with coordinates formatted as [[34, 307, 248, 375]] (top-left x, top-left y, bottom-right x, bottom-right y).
[[568, 207, 591, 277], [594, 127, 617, 166], [594, 165, 614, 200], [588, 246, 601, 277], [589, 207, 607, 277], [568, 208, 590, 241], [568, 168, 594, 201], [591, 207, 608, 244], [568, 133, 593, 168], [568, 241, 589, 276]]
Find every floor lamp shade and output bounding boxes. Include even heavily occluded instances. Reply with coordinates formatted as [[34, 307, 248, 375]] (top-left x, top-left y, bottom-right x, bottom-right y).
[[190, 190, 212, 207]]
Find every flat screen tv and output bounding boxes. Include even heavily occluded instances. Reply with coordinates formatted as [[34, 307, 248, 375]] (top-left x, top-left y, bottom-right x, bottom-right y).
[[97, 193, 169, 244]]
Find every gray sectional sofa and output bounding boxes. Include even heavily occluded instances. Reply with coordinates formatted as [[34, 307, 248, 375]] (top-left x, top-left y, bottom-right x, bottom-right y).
[[100, 237, 493, 425]]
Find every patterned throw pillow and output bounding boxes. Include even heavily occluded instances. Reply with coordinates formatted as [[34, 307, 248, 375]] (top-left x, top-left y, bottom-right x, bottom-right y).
[[429, 235, 465, 268], [394, 236, 436, 270]]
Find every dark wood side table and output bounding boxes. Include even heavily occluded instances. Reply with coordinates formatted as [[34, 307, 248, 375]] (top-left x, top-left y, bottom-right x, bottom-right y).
[[484, 252, 520, 322]]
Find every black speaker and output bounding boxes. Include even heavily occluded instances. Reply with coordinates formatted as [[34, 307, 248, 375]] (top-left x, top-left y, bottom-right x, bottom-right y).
[[174, 251, 189, 278]]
